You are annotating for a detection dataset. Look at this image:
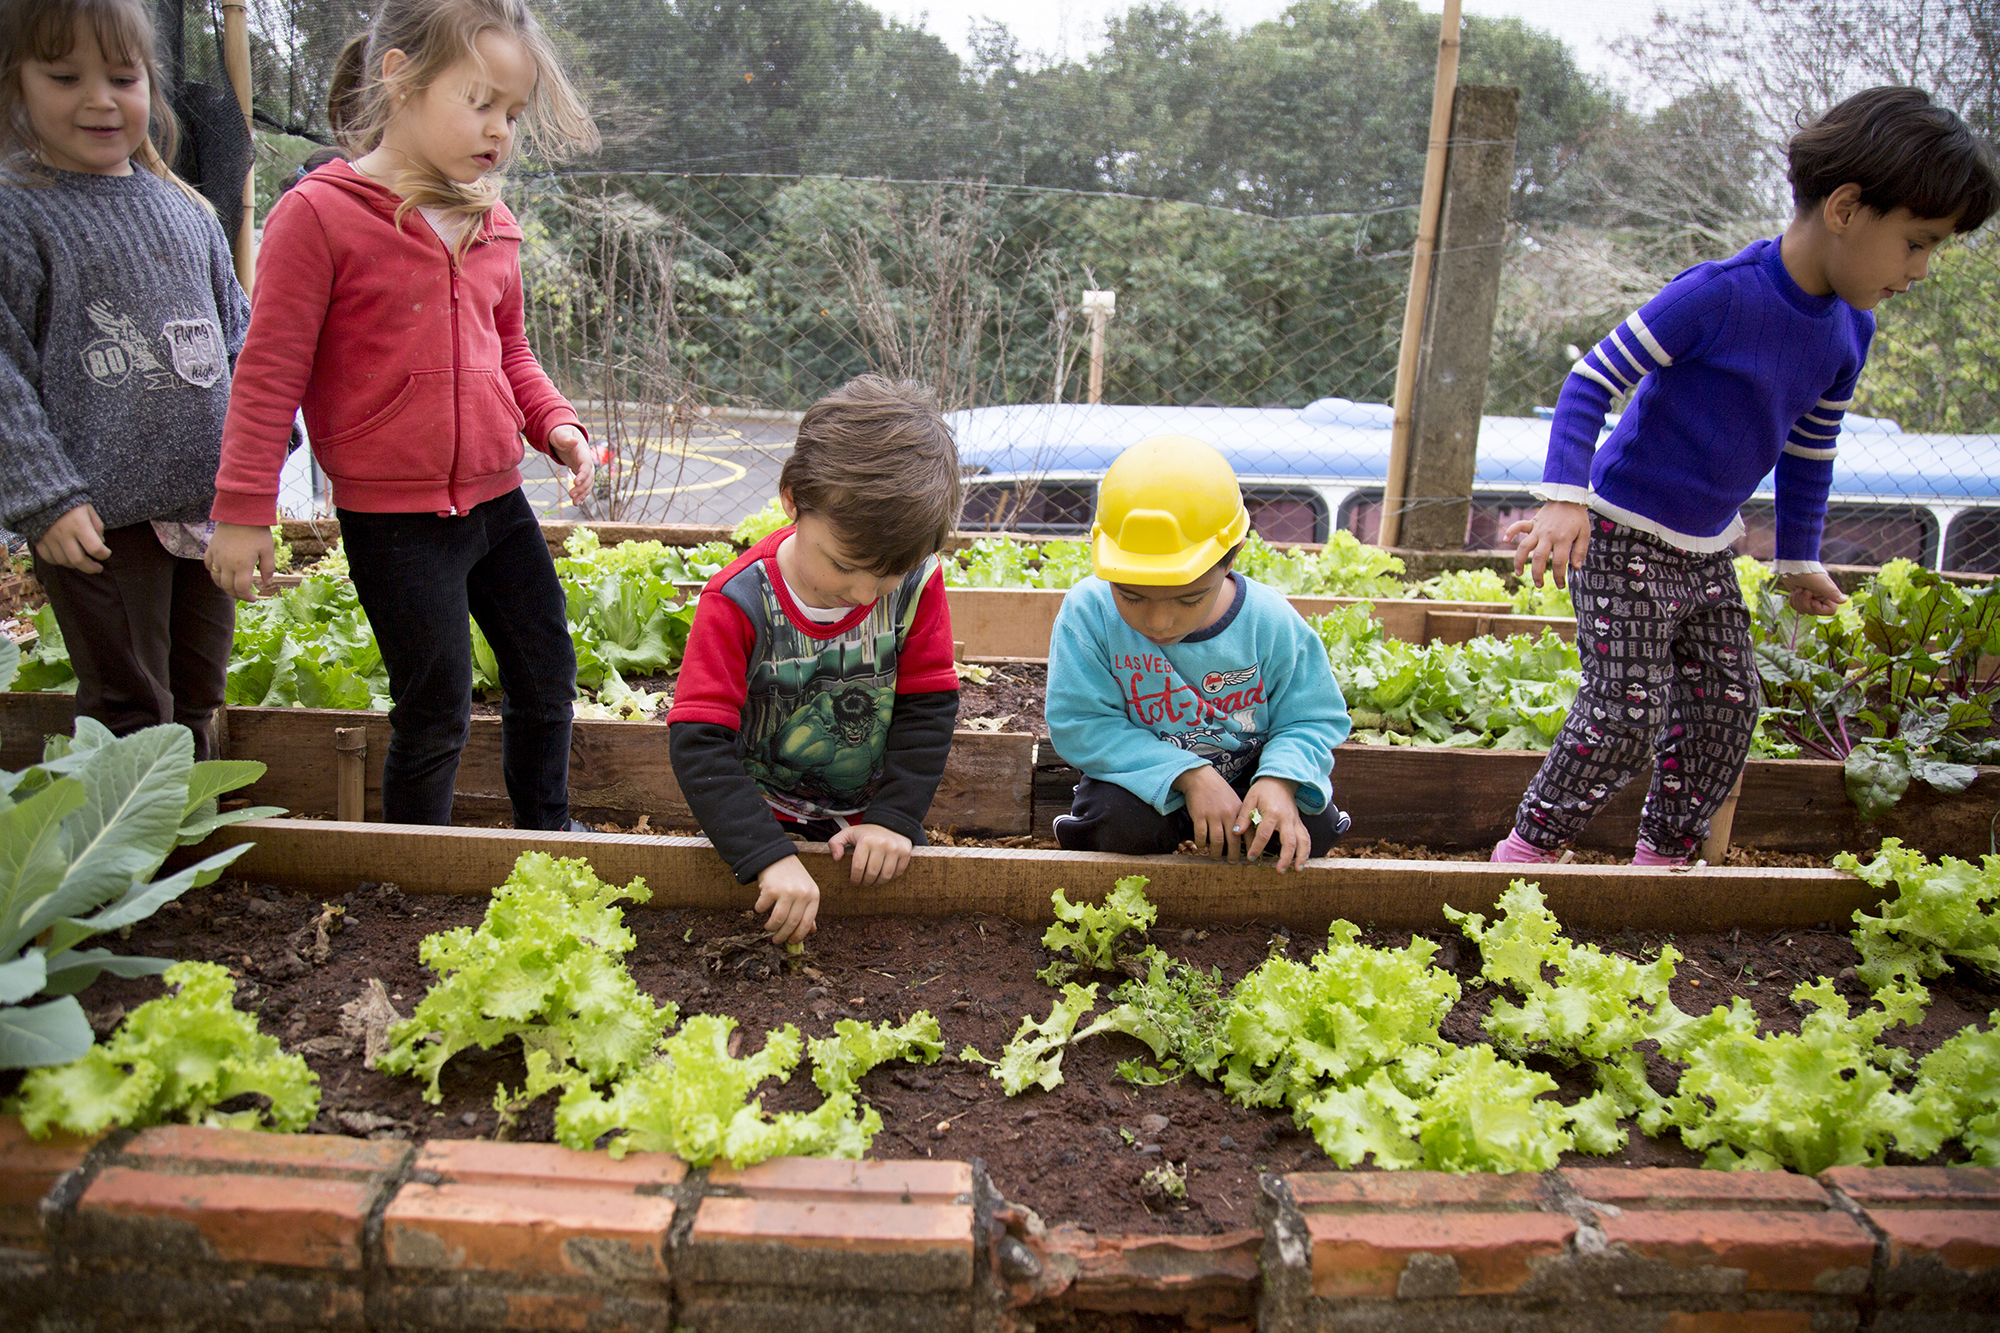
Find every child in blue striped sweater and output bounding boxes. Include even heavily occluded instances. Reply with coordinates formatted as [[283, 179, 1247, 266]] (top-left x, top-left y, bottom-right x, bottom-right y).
[[1497, 86, 1996, 866]]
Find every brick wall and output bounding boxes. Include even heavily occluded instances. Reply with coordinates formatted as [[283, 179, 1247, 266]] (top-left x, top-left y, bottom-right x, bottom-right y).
[[3, 1119, 1995, 1332]]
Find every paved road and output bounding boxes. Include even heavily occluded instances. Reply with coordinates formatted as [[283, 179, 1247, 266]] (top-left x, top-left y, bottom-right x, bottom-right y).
[[520, 412, 797, 528]]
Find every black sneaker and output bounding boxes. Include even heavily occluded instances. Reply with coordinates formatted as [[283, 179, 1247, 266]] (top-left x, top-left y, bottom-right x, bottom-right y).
[[1051, 813, 1085, 851]]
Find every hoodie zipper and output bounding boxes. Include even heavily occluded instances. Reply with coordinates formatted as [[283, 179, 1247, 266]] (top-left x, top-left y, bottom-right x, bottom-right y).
[[446, 242, 463, 516]]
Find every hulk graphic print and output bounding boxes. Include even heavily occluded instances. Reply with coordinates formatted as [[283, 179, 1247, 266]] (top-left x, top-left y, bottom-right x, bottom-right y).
[[717, 555, 933, 822]]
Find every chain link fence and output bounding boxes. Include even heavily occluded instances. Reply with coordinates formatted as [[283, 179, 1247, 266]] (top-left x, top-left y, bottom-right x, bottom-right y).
[[165, 0, 2000, 573]]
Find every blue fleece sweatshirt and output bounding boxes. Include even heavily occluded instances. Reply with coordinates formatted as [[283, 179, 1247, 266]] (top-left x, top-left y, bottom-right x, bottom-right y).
[[1535, 237, 1874, 571], [1046, 574, 1351, 816]]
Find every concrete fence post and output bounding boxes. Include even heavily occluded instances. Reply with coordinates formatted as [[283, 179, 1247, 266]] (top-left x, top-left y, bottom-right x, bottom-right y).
[[1398, 84, 1521, 553]]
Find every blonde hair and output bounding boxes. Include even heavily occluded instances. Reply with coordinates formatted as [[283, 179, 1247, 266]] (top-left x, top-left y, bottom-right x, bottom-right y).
[[0, 0, 209, 210], [338, 0, 597, 250]]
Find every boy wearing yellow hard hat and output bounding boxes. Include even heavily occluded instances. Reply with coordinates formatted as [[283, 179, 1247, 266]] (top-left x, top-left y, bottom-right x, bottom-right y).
[[1045, 435, 1352, 869]]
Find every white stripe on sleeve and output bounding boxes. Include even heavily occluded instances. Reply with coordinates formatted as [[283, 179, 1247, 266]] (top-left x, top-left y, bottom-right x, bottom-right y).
[[1624, 312, 1673, 367]]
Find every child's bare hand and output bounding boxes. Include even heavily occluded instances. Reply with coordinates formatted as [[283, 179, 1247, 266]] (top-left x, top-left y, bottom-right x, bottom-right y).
[[1174, 765, 1243, 861], [35, 504, 111, 573], [1780, 569, 1847, 616], [1238, 776, 1311, 872], [1504, 501, 1591, 589], [827, 823, 912, 886], [548, 425, 594, 505], [205, 522, 274, 601], [753, 854, 820, 943]]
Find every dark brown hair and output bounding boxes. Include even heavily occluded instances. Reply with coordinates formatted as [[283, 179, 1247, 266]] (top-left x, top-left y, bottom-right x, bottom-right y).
[[0, 0, 206, 207], [1789, 86, 1997, 232], [780, 375, 963, 576]]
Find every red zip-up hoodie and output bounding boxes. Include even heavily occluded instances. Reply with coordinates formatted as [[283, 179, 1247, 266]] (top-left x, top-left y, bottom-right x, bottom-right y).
[[211, 160, 582, 525]]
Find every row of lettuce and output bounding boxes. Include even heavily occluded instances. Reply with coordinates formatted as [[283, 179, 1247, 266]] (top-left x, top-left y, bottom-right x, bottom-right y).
[[7, 521, 1996, 817], [6, 716, 1997, 1176]]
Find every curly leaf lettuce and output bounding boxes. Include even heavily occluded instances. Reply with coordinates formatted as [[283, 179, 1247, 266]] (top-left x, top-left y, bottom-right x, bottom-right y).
[[377, 853, 676, 1103], [10, 961, 318, 1137], [1039, 875, 1157, 983], [556, 1015, 877, 1165]]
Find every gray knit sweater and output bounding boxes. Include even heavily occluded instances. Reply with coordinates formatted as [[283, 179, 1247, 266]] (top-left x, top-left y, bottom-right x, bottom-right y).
[[0, 162, 249, 541]]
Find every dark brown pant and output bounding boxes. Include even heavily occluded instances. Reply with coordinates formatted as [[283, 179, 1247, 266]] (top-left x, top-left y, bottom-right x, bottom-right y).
[[32, 522, 235, 760]]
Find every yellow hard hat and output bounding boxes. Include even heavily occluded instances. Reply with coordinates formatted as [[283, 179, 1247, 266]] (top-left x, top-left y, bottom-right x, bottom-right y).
[[1091, 435, 1251, 584]]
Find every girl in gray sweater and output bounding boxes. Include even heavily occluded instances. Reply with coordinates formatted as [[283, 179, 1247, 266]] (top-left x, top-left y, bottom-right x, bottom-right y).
[[0, 0, 248, 758]]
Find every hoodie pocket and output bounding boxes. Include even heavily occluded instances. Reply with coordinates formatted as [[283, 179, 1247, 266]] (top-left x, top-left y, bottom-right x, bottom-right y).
[[316, 369, 455, 481], [454, 369, 530, 481]]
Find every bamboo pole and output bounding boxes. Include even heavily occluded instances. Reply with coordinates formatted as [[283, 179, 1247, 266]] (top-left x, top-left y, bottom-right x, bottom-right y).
[[333, 727, 368, 823], [1378, 0, 1463, 550], [219, 1, 256, 295]]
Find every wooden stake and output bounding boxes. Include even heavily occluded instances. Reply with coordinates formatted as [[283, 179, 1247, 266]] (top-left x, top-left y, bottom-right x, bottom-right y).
[[1700, 771, 1748, 865], [1380, 0, 1463, 550], [219, 1, 256, 295], [1082, 290, 1115, 405], [333, 727, 368, 823]]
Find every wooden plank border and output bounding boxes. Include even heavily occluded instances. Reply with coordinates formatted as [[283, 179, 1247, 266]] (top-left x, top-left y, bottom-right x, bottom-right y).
[[189, 819, 1875, 932], [11, 693, 1998, 858], [0, 696, 1034, 837]]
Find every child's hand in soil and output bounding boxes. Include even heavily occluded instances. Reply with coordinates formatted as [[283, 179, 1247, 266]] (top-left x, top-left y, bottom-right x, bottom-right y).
[[1174, 764, 1244, 861], [755, 854, 819, 943], [1238, 776, 1311, 872], [828, 823, 912, 886]]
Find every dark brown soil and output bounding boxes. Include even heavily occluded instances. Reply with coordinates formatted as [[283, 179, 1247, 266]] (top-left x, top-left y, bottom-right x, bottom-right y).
[[67, 870, 1995, 1235], [957, 662, 1048, 735]]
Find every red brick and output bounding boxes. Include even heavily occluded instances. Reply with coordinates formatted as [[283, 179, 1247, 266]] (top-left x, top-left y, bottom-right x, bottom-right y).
[[0, 1115, 98, 1248], [683, 1196, 975, 1294], [1560, 1168, 1831, 1211], [383, 1181, 676, 1278], [1820, 1166, 2000, 1207], [1305, 1211, 1574, 1297], [1658, 1314, 1815, 1332], [1286, 1171, 1549, 1213], [707, 1156, 971, 1204], [120, 1125, 408, 1180], [1873, 1208, 2000, 1274], [691, 1196, 973, 1254], [413, 1139, 686, 1191], [1599, 1209, 1873, 1291], [79, 1164, 376, 1268]]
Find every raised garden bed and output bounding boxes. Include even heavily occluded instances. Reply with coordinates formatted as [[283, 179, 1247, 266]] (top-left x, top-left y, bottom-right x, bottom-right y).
[[50, 866, 1996, 1237], [4, 823, 1997, 1330]]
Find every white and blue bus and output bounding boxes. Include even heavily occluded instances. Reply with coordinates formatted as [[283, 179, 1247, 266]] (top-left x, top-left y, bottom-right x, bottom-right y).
[[949, 400, 2000, 574]]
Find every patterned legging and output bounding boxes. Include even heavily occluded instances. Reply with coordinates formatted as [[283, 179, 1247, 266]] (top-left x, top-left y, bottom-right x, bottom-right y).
[[1513, 519, 1760, 857]]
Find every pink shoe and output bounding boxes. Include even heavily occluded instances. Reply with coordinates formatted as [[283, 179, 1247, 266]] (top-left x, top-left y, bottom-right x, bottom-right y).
[[1632, 841, 1688, 867], [1491, 830, 1559, 863]]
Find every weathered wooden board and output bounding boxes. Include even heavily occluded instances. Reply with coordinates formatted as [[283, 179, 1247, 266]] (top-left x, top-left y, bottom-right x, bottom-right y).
[[944, 589, 1528, 659], [1423, 610, 1575, 644], [189, 819, 1876, 932], [1032, 739, 2000, 862], [1324, 747, 2000, 861], [3, 696, 1033, 837]]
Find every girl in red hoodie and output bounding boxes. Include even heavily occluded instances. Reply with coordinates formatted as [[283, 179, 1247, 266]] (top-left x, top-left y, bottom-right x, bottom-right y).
[[206, 0, 598, 829]]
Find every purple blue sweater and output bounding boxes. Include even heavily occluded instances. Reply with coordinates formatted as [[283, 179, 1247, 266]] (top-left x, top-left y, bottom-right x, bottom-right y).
[[1534, 237, 1874, 570]]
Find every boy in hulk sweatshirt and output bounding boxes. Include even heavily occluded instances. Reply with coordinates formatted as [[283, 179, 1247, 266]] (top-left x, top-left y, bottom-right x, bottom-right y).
[[1046, 434, 1351, 870]]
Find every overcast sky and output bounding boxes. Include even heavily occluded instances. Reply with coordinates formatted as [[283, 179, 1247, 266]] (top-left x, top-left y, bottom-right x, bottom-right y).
[[883, 0, 1662, 82]]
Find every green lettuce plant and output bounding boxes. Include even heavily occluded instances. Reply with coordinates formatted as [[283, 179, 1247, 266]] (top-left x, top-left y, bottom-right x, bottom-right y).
[[10, 961, 317, 1136], [1, 663, 278, 1069], [377, 852, 678, 1105]]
